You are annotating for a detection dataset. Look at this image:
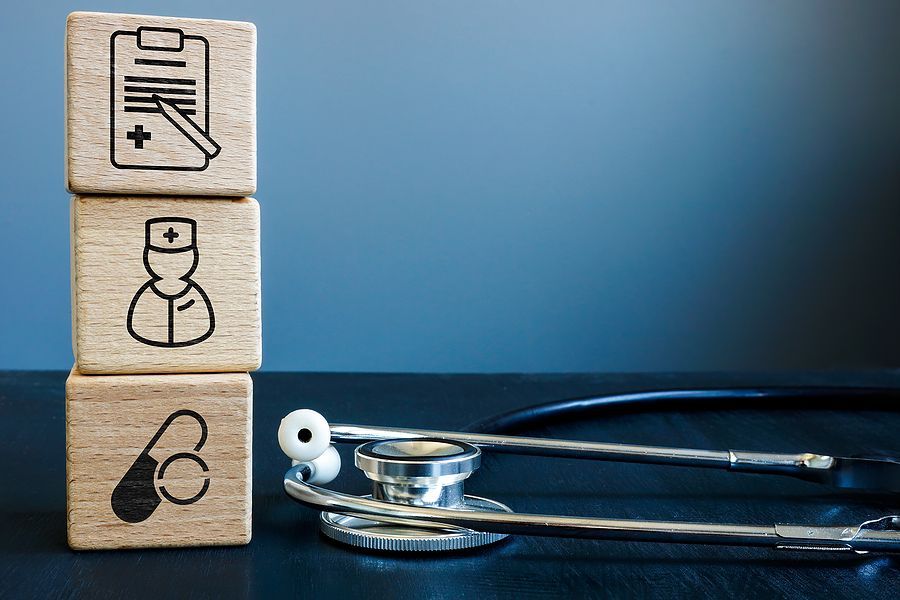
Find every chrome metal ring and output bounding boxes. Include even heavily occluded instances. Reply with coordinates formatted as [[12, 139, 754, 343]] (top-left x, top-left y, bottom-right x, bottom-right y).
[[319, 495, 512, 552], [355, 438, 481, 480]]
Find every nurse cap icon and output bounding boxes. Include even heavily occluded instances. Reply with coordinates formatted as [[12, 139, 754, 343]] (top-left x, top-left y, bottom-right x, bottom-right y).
[[147, 217, 196, 252], [127, 217, 215, 348]]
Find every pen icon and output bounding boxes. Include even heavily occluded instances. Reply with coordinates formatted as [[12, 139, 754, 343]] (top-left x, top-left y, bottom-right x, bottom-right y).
[[153, 95, 221, 159]]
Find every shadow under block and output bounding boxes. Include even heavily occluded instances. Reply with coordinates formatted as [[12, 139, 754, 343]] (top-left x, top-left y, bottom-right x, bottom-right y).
[[65, 11, 256, 196], [66, 369, 252, 550], [72, 195, 261, 374]]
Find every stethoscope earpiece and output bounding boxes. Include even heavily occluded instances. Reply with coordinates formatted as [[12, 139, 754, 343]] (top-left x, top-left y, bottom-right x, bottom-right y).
[[292, 445, 342, 485], [278, 409, 331, 462]]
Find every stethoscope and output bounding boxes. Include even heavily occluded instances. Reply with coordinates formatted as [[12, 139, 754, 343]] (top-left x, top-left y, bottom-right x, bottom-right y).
[[278, 388, 900, 554]]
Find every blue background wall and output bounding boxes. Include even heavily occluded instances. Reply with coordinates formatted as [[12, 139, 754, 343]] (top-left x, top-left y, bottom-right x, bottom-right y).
[[1, 2, 899, 372]]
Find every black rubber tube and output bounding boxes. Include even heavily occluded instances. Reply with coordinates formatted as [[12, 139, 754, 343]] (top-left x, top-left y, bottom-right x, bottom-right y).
[[462, 387, 900, 434]]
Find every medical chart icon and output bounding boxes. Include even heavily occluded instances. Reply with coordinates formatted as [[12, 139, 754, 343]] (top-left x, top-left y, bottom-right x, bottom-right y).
[[110, 26, 221, 171], [127, 217, 215, 348], [111, 410, 210, 524]]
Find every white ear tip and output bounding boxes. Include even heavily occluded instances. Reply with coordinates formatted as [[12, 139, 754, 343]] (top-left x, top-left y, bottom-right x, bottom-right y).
[[303, 445, 342, 485], [278, 409, 331, 462]]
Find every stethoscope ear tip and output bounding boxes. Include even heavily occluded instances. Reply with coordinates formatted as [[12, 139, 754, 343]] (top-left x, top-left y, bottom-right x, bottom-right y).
[[278, 409, 331, 462], [292, 446, 342, 485]]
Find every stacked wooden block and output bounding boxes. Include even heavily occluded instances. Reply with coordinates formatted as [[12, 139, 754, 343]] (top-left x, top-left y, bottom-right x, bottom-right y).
[[64, 12, 259, 550]]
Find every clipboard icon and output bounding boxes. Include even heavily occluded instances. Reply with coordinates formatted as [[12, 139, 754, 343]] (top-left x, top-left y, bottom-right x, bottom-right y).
[[110, 26, 221, 171]]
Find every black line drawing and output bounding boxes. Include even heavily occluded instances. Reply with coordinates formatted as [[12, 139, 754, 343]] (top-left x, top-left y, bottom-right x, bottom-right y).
[[111, 409, 209, 524], [110, 26, 220, 170], [127, 217, 215, 348]]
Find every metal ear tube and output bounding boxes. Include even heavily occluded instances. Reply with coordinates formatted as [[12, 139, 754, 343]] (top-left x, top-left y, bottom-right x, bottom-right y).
[[279, 410, 900, 554]]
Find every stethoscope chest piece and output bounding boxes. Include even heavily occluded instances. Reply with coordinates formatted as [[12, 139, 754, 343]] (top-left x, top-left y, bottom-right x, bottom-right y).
[[319, 438, 512, 551]]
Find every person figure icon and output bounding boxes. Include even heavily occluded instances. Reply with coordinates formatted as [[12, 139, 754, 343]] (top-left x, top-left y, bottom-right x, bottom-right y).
[[127, 217, 215, 347]]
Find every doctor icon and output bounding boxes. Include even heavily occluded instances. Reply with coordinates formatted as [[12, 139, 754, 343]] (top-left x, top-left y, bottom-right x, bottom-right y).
[[127, 217, 215, 347]]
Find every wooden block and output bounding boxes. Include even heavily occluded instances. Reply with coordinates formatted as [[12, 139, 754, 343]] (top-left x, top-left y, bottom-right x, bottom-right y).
[[72, 195, 261, 374], [66, 368, 252, 550], [65, 11, 256, 196]]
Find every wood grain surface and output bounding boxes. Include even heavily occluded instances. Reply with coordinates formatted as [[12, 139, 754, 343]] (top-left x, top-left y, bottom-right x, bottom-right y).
[[71, 195, 261, 374], [65, 11, 256, 196], [66, 368, 252, 550]]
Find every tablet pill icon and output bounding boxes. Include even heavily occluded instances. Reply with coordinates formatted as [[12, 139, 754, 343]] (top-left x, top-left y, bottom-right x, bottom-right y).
[[111, 409, 209, 523]]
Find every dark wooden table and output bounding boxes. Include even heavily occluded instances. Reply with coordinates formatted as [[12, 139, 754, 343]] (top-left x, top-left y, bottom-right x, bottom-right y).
[[2, 371, 899, 598]]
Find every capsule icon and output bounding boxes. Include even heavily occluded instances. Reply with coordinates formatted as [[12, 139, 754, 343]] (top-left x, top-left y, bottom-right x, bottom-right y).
[[110, 409, 209, 523]]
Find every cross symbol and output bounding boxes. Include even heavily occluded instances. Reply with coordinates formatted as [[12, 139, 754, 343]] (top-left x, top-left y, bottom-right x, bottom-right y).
[[127, 125, 151, 149], [162, 227, 179, 243]]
